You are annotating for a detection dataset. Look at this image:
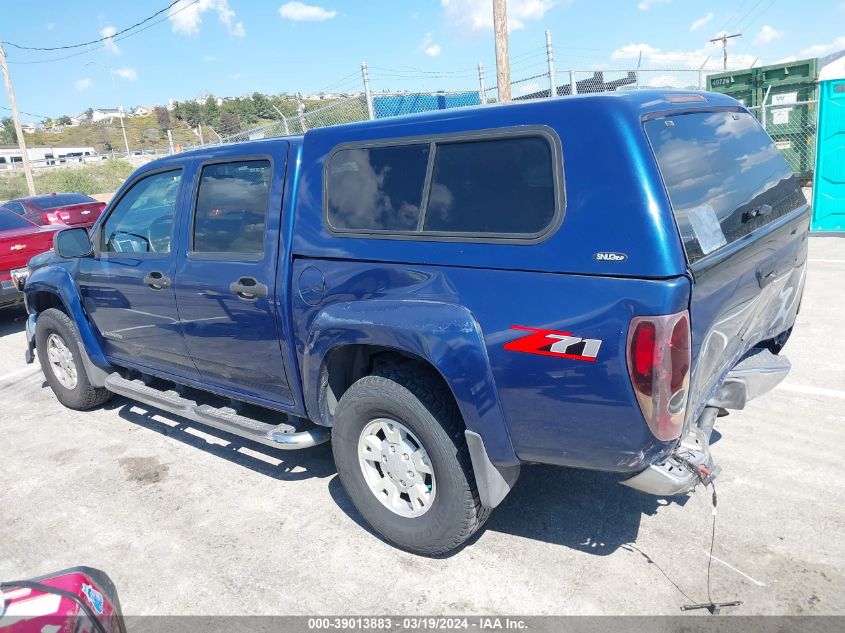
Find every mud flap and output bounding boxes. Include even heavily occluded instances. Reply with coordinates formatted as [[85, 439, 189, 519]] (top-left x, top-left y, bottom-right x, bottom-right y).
[[465, 430, 520, 508]]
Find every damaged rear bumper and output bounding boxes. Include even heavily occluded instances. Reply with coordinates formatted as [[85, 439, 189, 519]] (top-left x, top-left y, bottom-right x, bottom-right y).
[[621, 408, 719, 496], [621, 347, 790, 496]]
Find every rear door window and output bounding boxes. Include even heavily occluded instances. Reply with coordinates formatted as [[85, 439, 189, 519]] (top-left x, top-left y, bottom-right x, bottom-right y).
[[644, 110, 805, 263], [192, 160, 272, 255]]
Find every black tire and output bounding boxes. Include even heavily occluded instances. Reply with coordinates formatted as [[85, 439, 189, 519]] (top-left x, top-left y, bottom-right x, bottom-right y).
[[332, 364, 489, 556], [35, 308, 112, 411]]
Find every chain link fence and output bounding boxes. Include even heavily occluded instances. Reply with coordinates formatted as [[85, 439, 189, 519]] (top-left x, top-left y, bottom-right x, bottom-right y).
[[748, 100, 818, 181], [208, 55, 817, 186]]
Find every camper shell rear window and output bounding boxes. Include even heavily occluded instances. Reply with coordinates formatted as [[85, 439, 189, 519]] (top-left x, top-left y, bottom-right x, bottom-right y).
[[644, 109, 805, 264]]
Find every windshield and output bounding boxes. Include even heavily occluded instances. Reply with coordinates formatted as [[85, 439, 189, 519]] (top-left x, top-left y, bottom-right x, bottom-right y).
[[644, 109, 805, 264], [0, 209, 34, 231], [31, 193, 95, 210]]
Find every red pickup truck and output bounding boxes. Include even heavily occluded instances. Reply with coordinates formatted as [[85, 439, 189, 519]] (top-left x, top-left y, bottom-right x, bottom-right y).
[[1, 193, 106, 229], [0, 209, 59, 309]]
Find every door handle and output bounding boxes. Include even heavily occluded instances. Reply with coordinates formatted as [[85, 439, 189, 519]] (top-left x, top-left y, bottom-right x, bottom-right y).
[[143, 271, 171, 290], [229, 276, 268, 300], [756, 263, 777, 289]]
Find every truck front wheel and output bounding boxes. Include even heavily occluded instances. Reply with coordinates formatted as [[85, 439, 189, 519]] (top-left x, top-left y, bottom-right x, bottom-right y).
[[35, 308, 112, 411], [331, 365, 489, 556]]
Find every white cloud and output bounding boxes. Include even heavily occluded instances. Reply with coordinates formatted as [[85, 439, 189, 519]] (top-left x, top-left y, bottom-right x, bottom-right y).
[[754, 25, 782, 45], [611, 41, 755, 70], [773, 55, 798, 64], [279, 2, 337, 21], [801, 36, 845, 58], [440, 0, 560, 32], [202, 55, 217, 62], [100, 26, 120, 54], [690, 12, 714, 32], [420, 33, 442, 57], [169, 0, 245, 37], [113, 67, 138, 81], [75, 78, 92, 92], [638, 0, 671, 10], [46, 23, 55, 31]]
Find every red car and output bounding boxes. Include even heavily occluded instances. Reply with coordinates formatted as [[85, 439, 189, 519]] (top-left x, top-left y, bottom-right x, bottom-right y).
[[2, 193, 106, 229], [0, 209, 60, 309]]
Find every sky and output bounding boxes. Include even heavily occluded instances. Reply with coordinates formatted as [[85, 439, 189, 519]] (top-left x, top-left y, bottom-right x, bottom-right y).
[[1, 0, 843, 123]]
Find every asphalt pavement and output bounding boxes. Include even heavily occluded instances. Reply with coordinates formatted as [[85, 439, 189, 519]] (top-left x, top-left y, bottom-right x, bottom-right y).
[[1, 237, 843, 616]]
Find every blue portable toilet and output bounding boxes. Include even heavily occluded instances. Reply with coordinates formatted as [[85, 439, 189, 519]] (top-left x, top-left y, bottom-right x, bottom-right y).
[[813, 50, 845, 231]]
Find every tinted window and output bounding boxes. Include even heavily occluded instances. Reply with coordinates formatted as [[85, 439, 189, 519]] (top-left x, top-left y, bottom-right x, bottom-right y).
[[327, 144, 430, 231], [102, 170, 181, 254], [423, 137, 556, 234], [644, 111, 805, 263], [3, 202, 26, 215], [31, 193, 95, 209], [192, 160, 271, 255], [0, 209, 33, 231]]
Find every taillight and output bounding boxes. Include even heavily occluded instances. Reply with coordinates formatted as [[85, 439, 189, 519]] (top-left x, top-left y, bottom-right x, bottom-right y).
[[626, 310, 691, 441], [42, 210, 69, 224]]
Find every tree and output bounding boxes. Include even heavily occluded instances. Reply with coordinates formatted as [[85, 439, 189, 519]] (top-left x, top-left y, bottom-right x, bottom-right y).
[[219, 111, 241, 137], [154, 106, 170, 130], [57, 115, 72, 126], [84, 107, 93, 121], [0, 117, 17, 144], [180, 101, 202, 128], [252, 92, 273, 119], [203, 95, 220, 128]]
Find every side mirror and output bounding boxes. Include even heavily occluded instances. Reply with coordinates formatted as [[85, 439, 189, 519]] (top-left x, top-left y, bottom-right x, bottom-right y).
[[55, 227, 93, 258]]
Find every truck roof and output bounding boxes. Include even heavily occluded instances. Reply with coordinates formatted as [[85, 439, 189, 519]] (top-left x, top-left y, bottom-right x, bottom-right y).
[[161, 89, 740, 162]]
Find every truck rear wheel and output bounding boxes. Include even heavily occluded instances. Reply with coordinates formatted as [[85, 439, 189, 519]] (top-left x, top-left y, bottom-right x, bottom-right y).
[[35, 308, 112, 411], [331, 365, 489, 556]]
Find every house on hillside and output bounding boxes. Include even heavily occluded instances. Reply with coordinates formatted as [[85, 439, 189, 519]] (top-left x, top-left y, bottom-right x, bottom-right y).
[[69, 113, 88, 126], [130, 106, 152, 117], [20, 123, 37, 134], [91, 108, 122, 123]]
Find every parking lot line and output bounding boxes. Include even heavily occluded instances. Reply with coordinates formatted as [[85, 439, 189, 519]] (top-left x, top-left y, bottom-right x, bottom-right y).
[[777, 383, 845, 400], [702, 550, 767, 587], [0, 366, 40, 383]]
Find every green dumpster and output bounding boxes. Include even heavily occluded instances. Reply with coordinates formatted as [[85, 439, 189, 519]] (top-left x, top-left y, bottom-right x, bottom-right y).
[[708, 58, 819, 180]]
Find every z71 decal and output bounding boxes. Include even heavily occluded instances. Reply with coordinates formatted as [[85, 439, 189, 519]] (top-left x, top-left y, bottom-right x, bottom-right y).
[[504, 325, 602, 362]]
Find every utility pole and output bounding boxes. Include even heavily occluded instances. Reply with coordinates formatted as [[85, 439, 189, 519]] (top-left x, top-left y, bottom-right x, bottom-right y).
[[492, 0, 511, 103], [0, 41, 35, 195], [710, 32, 742, 71]]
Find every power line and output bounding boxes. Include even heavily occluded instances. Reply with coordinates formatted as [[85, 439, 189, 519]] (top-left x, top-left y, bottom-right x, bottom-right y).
[[5, 0, 200, 65], [719, 0, 753, 33], [4, 0, 184, 51], [736, 0, 778, 33], [0, 104, 54, 120]]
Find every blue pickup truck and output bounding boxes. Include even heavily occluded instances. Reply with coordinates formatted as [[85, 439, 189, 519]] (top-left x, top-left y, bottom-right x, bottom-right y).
[[21, 90, 808, 555]]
